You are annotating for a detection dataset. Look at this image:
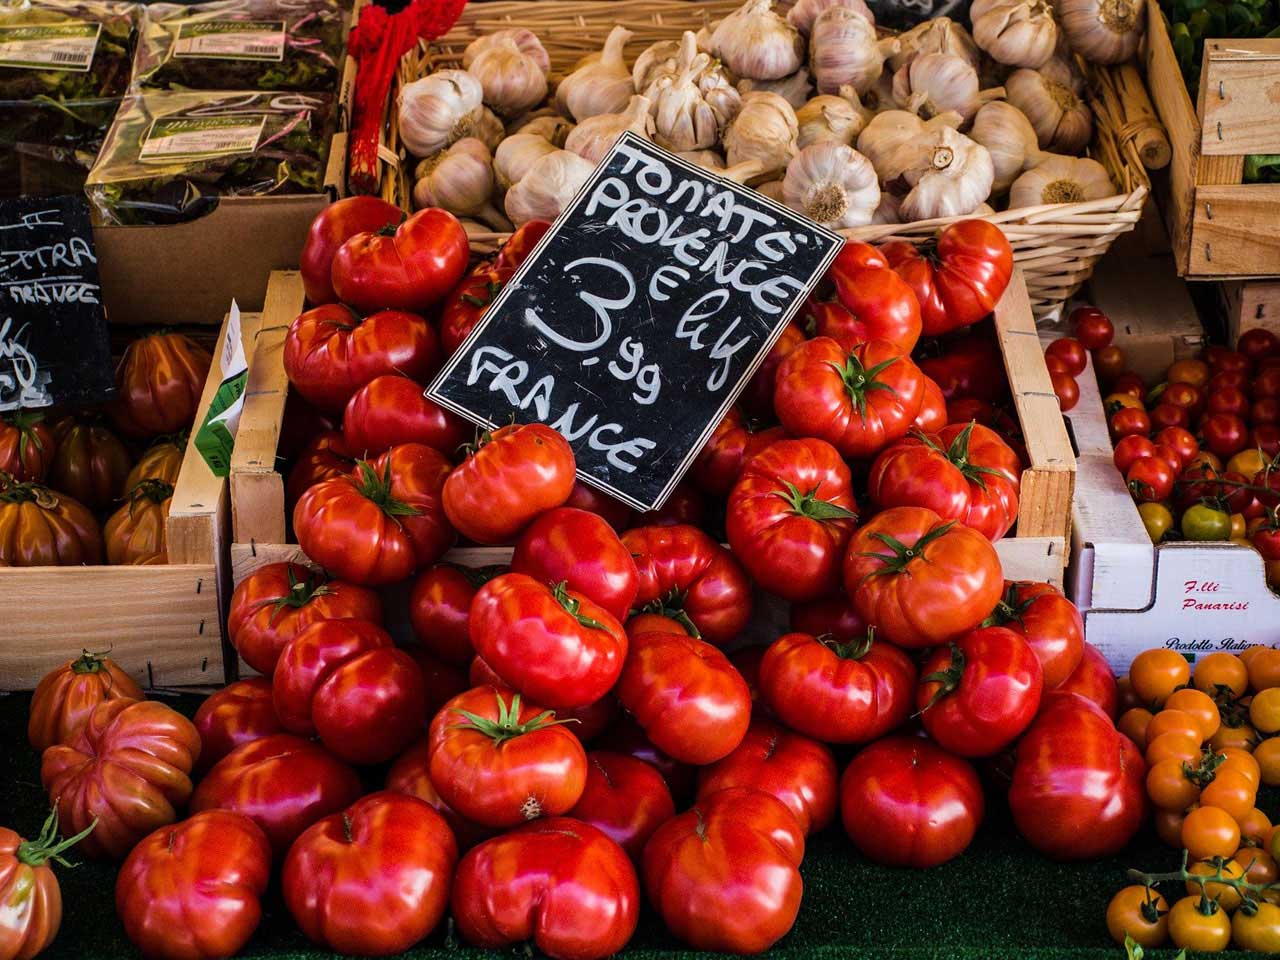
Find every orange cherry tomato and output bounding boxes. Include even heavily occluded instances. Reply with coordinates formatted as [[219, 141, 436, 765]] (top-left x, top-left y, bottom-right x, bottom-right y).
[[1219, 747, 1262, 789], [1105, 885, 1168, 948], [1194, 652, 1250, 699], [1155, 808, 1186, 848], [1210, 722, 1259, 753], [1146, 709, 1206, 747], [1250, 687, 1280, 733], [1146, 758, 1200, 810], [1254, 737, 1280, 786], [1146, 732, 1203, 766], [1118, 708, 1153, 746], [1182, 805, 1242, 861], [1187, 451, 1224, 472], [1234, 846, 1278, 887], [1238, 807, 1274, 847], [1131, 650, 1192, 707], [1186, 859, 1245, 912], [1247, 648, 1280, 692], [1168, 359, 1211, 388], [1167, 895, 1230, 952], [1199, 770, 1256, 821], [1164, 688, 1221, 741]]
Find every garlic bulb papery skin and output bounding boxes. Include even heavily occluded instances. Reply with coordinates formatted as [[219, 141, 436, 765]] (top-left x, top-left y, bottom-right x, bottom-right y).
[[782, 142, 880, 228], [755, 179, 786, 202], [494, 134, 559, 191], [565, 95, 655, 165], [737, 68, 814, 108], [474, 108, 506, 152], [1057, 0, 1146, 64], [1005, 61, 1093, 153], [891, 53, 1002, 124], [969, 99, 1045, 193], [721, 159, 769, 183], [897, 126, 995, 221], [555, 26, 636, 122], [1009, 153, 1115, 207], [397, 70, 484, 158], [677, 149, 727, 170], [724, 91, 799, 177], [871, 192, 901, 224], [787, 0, 874, 35], [810, 6, 884, 95], [796, 87, 866, 147], [888, 17, 980, 72], [654, 54, 722, 152], [857, 108, 964, 183], [468, 37, 549, 118], [633, 38, 683, 93], [512, 114, 574, 147], [412, 138, 509, 231], [504, 150, 595, 226], [710, 0, 804, 81], [970, 0, 1059, 69], [463, 29, 551, 74]]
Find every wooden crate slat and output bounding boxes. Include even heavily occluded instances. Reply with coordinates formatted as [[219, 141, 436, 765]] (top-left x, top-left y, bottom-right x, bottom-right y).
[[1198, 40, 1280, 157], [1188, 184, 1280, 276]]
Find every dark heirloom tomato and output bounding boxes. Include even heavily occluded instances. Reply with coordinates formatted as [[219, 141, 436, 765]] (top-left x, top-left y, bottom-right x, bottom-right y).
[[0, 412, 54, 483], [913, 375, 948, 433], [596, 716, 695, 802], [227, 562, 382, 676], [869, 422, 1021, 541], [300, 195, 403, 305], [104, 479, 171, 565], [408, 563, 505, 667], [331, 207, 469, 314], [427, 686, 587, 828], [124, 437, 184, 493], [644, 787, 804, 954], [726, 438, 859, 602], [470, 573, 627, 709], [47, 419, 131, 510], [568, 751, 676, 859], [287, 430, 357, 507], [284, 305, 440, 414], [343, 374, 469, 459], [294, 445, 454, 586], [844, 507, 1004, 649], [882, 220, 1013, 336], [917, 627, 1043, 757], [691, 407, 788, 497], [826, 239, 923, 353], [0, 809, 92, 960], [741, 322, 806, 417], [1054, 641, 1119, 719], [284, 793, 458, 957], [453, 818, 639, 960], [28, 650, 142, 752], [563, 481, 634, 530], [840, 736, 984, 868], [443, 424, 576, 545], [758, 630, 915, 744], [789, 594, 868, 643], [622, 524, 752, 645], [0, 482, 103, 566], [41, 699, 200, 859], [192, 678, 283, 774], [273, 619, 426, 765], [1010, 693, 1147, 860], [774, 338, 925, 459], [696, 717, 838, 834], [191, 734, 362, 857], [616, 632, 751, 765], [511, 507, 639, 622], [982, 581, 1084, 689], [116, 811, 271, 960], [385, 738, 491, 849], [111, 333, 212, 438]]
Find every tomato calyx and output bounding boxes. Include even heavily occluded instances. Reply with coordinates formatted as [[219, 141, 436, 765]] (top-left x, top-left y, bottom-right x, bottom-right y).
[[819, 628, 877, 661], [451, 690, 576, 747], [981, 583, 1034, 630], [15, 807, 96, 868], [635, 590, 700, 638], [776, 481, 858, 524], [69, 649, 112, 676], [832, 354, 899, 416], [1181, 748, 1225, 789], [856, 521, 958, 581], [4, 410, 47, 469], [0, 481, 59, 508], [923, 422, 1006, 491], [919, 642, 965, 712], [457, 563, 508, 590], [460, 279, 503, 309], [551, 581, 609, 631], [353, 459, 422, 520], [251, 565, 334, 624], [124, 479, 174, 518]]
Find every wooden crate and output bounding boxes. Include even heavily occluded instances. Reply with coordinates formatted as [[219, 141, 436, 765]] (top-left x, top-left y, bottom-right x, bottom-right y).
[[0, 313, 260, 691], [1221, 279, 1280, 346], [1145, 0, 1280, 278]]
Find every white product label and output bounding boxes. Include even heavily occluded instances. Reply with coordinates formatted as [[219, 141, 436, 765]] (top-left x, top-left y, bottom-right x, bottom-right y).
[[138, 115, 265, 163], [0, 22, 101, 72], [173, 20, 285, 61]]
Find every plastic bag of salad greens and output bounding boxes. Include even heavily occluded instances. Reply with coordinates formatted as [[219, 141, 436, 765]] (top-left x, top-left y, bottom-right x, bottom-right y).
[[85, 89, 334, 224], [0, 0, 139, 198], [133, 0, 347, 93]]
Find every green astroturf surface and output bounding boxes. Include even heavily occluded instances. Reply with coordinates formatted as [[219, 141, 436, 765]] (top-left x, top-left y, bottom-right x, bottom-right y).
[[1, 689, 1274, 960]]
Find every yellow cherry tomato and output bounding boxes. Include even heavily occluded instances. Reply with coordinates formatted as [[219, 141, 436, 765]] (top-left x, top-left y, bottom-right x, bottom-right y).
[[1230, 513, 1247, 539], [1228, 449, 1268, 478], [1139, 502, 1174, 544], [1106, 885, 1169, 948], [1250, 687, 1280, 734], [1233, 901, 1280, 951], [1255, 737, 1280, 786], [1195, 652, 1251, 698], [1187, 858, 1246, 912], [1164, 688, 1221, 741], [1131, 649, 1192, 708], [1167, 895, 1231, 951]]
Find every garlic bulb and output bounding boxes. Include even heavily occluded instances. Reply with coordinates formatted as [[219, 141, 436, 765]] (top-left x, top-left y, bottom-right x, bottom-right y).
[[494, 134, 559, 191], [463, 29, 550, 74], [468, 35, 549, 118], [724, 91, 799, 177], [892, 53, 1003, 124], [721, 159, 769, 183], [633, 38, 683, 93], [888, 17, 980, 72], [970, 0, 1059, 69], [474, 108, 505, 152], [654, 54, 723, 152], [678, 149, 727, 170], [504, 150, 595, 226], [397, 70, 484, 158], [565, 95, 655, 165], [557, 26, 636, 121], [871, 192, 901, 224], [737, 68, 814, 108], [1005, 60, 1093, 153], [756, 179, 786, 203], [810, 6, 884, 95], [1056, 0, 1145, 64], [796, 87, 866, 148], [969, 100, 1044, 193], [857, 110, 992, 219], [782, 142, 880, 228], [786, 0, 874, 35], [710, 0, 804, 82], [512, 114, 574, 147], [412, 138, 508, 230], [1009, 153, 1115, 207]]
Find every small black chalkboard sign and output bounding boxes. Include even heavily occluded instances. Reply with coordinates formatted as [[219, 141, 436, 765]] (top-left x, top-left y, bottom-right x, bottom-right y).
[[428, 133, 843, 512], [0, 194, 113, 413]]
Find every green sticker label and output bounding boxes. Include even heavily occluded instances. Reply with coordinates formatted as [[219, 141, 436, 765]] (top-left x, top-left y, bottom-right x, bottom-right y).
[[195, 302, 246, 478], [0, 22, 101, 72], [138, 115, 265, 163], [173, 19, 285, 61]]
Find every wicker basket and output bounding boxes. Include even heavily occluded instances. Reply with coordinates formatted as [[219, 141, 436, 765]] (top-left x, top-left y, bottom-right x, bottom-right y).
[[378, 0, 1150, 319]]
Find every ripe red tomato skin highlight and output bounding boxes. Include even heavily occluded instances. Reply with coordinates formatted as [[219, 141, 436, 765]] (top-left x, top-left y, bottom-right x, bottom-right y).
[[510, 507, 639, 622], [568, 751, 676, 860]]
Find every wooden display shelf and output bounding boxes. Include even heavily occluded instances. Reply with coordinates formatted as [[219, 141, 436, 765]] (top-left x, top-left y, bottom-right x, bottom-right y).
[[1221, 279, 1280, 346]]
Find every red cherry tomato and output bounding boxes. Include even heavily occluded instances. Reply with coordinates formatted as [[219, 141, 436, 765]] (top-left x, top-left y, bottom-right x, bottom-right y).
[[1207, 386, 1251, 419], [1127, 456, 1175, 503], [1110, 407, 1152, 439], [331, 207, 469, 314], [568, 751, 676, 859], [1238, 327, 1279, 362], [1252, 396, 1280, 425], [510, 507, 639, 622], [1205, 345, 1250, 377], [1051, 372, 1080, 412], [342, 374, 469, 459], [1114, 435, 1158, 474], [1111, 372, 1148, 399], [1093, 345, 1127, 383], [1070, 306, 1115, 350], [1163, 381, 1204, 415], [1156, 426, 1199, 465], [1149, 402, 1190, 431], [1201, 413, 1249, 459], [192, 678, 283, 774], [1046, 338, 1088, 376]]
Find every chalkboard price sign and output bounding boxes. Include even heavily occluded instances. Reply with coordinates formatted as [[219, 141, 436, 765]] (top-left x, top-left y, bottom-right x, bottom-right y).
[[0, 194, 113, 413], [428, 133, 842, 512]]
